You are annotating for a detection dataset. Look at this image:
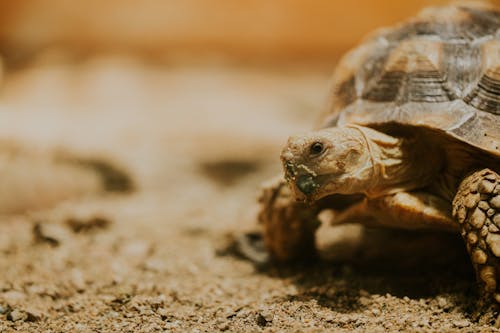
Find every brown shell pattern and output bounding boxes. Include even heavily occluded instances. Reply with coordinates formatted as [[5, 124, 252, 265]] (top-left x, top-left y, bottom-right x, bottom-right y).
[[321, 4, 500, 156]]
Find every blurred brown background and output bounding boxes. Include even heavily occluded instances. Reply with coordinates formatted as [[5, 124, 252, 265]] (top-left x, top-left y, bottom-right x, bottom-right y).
[[1, 0, 498, 66]]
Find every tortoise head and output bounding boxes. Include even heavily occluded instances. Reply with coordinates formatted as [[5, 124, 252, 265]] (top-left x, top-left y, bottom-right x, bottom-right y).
[[280, 126, 375, 202]]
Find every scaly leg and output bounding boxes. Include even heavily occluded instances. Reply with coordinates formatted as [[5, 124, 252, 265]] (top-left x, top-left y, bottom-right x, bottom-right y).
[[331, 191, 456, 231], [258, 177, 320, 261], [453, 169, 500, 305]]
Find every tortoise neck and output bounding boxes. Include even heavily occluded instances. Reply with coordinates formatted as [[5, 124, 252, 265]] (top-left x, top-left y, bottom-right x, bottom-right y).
[[350, 125, 439, 198]]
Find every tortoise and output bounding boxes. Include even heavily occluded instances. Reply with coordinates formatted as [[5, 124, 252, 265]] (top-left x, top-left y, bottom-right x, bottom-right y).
[[258, 3, 500, 305]]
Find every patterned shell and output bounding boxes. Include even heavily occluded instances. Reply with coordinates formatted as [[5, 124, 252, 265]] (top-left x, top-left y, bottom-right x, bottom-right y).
[[321, 4, 500, 156]]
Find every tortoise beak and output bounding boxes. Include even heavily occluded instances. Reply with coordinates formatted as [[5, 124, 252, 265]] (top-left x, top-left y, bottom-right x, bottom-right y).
[[284, 167, 319, 202], [281, 154, 319, 202], [296, 174, 318, 196]]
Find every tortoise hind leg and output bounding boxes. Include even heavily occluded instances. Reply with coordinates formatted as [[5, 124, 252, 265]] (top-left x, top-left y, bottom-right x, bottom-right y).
[[453, 169, 500, 305]]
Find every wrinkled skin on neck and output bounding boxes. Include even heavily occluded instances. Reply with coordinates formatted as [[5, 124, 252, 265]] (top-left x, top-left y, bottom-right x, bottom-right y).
[[281, 125, 417, 203]]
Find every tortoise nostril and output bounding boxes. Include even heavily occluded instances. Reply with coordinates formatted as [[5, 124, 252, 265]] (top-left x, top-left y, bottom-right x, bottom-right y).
[[281, 150, 294, 161], [283, 160, 296, 180]]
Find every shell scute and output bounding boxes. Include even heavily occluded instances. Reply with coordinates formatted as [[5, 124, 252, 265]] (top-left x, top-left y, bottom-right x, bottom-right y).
[[322, 4, 500, 156]]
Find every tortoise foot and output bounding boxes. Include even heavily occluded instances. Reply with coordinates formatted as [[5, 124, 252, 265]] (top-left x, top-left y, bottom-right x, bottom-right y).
[[454, 169, 500, 303]]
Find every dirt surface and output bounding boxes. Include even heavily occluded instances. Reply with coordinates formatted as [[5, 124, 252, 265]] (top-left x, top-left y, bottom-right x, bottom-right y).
[[0, 59, 497, 332]]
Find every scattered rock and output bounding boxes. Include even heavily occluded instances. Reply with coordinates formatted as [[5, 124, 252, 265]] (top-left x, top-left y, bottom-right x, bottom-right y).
[[256, 311, 273, 327], [25, 310, 41, 322], [336, 315, 351, 325], [7, 309, 26, 322], [71, 157, 135, 193], [7, 309, 40, 322], [33, 222, 69, 246], [111, 293, 133, 308], [260, 310, 273, 322], [256, 314, 267, 327], [5, 306, 41, 322], [66, 216, 111, 233], [453, 319, 470, 328], [157, 308, 174, 321], [218, 322, 230, 331], [73, 323, 92, 333], [436, 296, 451, 311], [146, 295, 166, 311], [323, 314, 336, 322], [67, 303, 83, 313], [419, 318, 430, 327]]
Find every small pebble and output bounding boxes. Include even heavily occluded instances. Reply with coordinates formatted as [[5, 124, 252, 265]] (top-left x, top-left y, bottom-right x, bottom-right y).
[[66, 216, 111, 233], [337, 315, 351, 325], [453, 319, 470, 328], [323, 314, 335, 322], [7, 309, 26, 322], [256, 313, 269, 327], [436, 296, 449, 310], [420, 318, 430, 327], [33, 222, 70, 246], [260, 310, 273, 322]]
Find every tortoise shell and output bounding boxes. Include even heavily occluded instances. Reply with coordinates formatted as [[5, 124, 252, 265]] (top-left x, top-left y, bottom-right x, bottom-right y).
[[320, 3, 500, 157]]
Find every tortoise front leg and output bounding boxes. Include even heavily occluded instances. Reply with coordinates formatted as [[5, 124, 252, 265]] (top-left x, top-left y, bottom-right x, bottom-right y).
[[330, 191, 456, 231], [453, 169, 500, 304], [258, 177, 321, 261]]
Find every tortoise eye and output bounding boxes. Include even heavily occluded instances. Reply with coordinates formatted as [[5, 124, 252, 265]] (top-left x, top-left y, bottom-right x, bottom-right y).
[[309, 142, 325, 155]]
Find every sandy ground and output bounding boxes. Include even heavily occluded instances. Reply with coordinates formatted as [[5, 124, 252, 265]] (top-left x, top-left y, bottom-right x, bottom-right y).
[[0, 59, 497, 332]]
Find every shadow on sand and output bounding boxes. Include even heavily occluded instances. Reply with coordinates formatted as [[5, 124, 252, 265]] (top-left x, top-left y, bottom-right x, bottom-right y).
[[221, 227, 475, 314]]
